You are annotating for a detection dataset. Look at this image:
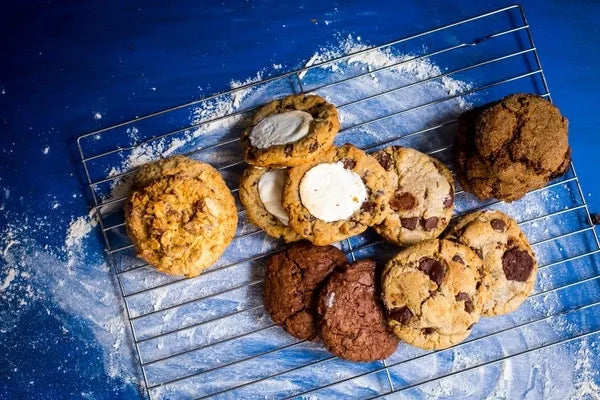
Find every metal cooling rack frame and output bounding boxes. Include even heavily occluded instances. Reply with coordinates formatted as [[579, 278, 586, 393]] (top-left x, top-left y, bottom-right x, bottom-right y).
[[77, 4, 600, 399]]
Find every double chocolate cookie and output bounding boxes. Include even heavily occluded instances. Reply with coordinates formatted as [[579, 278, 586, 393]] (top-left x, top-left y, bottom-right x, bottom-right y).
[[455, 94, 570, 202], [318, 260, 399, 361], [445, 210, 537, 316], [241, 94, 340, 167], [382, 240, 489, 350], [373, 146, 455, 246], [263, 242, 347, 340]]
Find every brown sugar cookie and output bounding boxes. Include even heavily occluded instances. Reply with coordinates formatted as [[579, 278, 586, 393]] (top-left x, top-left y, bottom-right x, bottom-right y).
[[444, 210, 537, 316], [239, 166, 303, 242], [455, 94, 570, 202], [373, 146, 455, 246], [263, 242, 347, 340], [125, 156, 237, 277], [317, 259, 399, 361], [382, 240, 489, 350], [283, 144, 392, 246], [241, 94, 340, 167]]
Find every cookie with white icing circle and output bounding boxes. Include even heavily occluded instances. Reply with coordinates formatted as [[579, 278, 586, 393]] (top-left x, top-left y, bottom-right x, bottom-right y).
[[282, 144, 392, 245], [373, 146, 455, 246], [239, 166, 303, 242], [241, 94, 340, 167]]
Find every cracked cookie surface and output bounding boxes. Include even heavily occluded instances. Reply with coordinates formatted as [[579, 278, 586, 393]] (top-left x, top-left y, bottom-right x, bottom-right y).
[[239, 166, 303, 242], [263, 242, 347, 340], [125, 156, 237, 277], [241, 94, 340, 167], [455, 93, 570, 202], [318, 259, 399, 361], [283, 144, 392, 245], [373, 146, 455, 246], [382, 239, 488, 350], [445, 210, 537, 316]]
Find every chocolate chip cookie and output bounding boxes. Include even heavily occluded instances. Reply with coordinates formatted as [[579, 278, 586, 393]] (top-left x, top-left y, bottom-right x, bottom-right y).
[[263, 242, 347, 340], [239, 166, 303, 242], [373, 146, 455, 246], [317, 259, 399, 361], [445, 210, 537, 316], [382, 239, 488, 350], [283, 144, 392, 246], [241, 94, 340, 167], [455, 94, 570, 202], [125, 156, 238, 277]]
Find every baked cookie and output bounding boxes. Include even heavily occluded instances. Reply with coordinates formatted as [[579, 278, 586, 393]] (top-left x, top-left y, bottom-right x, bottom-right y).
[[445, 210, 537, 316], [241, 94, 340, 167], [283, 144, 392, 246], [382, 239, 488, 350], [317, 259, 399, 361], [373, 146, 455, 246], [263, 242, 347, 340], [455, 94, 570, 202], [125, 156, 237, 277], [239, 166, 302, 242]]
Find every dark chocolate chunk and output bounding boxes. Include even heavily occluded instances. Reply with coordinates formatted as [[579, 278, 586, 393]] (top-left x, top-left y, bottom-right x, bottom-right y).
[[471, 247, 483, 259], [400, 217, 419, 230], [361, 202, 375, 213], [284, 144, 293, 156], [423, 327, 436, 334], [389, 192, 416, 212], [502, 247, 534, 282], [455, 292, 475, 313], [490, 218, 506, 232], [452, 254, 465, 265], [418, 257, 445, 286], [467, 323, 475, 330], [389, 306, 413, 325], [375, 151, 392, 171], [591, 213, 600, 225], [423, 217, 439, 231], [342, 158, 356, 169], [443, 186, 454, 208], [309, 141, 319, 152]]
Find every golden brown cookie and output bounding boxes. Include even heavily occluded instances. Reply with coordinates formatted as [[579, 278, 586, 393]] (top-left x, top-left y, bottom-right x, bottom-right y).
[[241, 94, 340, 167], [317, 259, 399, 361], [445, 210, 537, 316], [382, 239, 489, 350], [239, 166, 302, 242], [125, 156, 237, 277], [455, 94, 570, 202], [263, 242, 347, 340], [282, 144, 392, 246], [373, 146, 455, 246]]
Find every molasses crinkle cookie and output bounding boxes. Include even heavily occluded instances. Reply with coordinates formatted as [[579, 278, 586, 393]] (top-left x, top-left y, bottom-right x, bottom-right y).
[[282, 144, 392, 245], [239, 166, 302, 242], [125, 156, 237, 277], [241, 94, 340, 167], [382, 239, 489, 350], [373, 146, 455, 246], [455, 93, 570, 202], [445, 210, 537, 316]]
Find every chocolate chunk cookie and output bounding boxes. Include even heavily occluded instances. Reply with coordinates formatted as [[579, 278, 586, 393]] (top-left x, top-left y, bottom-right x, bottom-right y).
[[283, 144, 392, 245], [445, 210, 537, 316], [373, 146, 455, 246], [318, 259, 399, 361], [125, 156, 238, 277], [239, 166, 303, 242], [263, 242, 347, 340], [241, 94, 340, 167], [382, 240, 488, 350], [455, 94, 570, 202]]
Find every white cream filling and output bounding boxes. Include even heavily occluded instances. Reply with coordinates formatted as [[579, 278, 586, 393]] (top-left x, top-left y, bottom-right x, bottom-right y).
[[249, 110, 313, 149], [258, 169, 290, 226], [299, 162, 367, 222]]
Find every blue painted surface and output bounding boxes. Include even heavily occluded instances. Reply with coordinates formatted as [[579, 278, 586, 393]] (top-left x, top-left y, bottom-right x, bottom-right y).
[[1, 1, 600, 399]]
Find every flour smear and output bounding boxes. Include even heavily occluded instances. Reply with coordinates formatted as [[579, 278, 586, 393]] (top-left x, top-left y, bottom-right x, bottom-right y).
[[1, 35, 599, 399]]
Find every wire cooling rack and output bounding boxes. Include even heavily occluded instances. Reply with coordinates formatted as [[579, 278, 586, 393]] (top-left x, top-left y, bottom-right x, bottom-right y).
[[77, 5, 600, 399]]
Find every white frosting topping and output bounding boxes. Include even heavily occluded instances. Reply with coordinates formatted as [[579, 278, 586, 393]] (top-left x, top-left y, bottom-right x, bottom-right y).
[[299, 162, 367, 222], [249, 110, 313, 149], [258, 169, 290, 226]]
